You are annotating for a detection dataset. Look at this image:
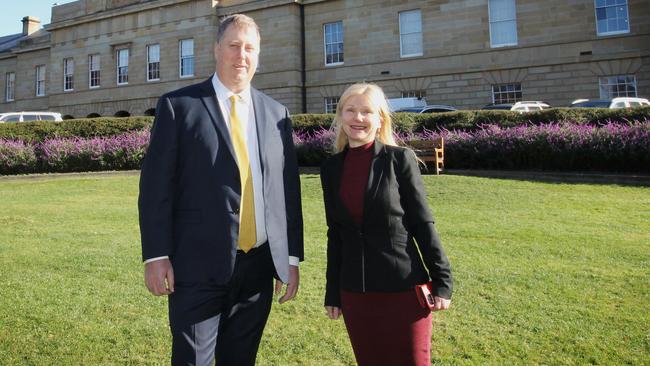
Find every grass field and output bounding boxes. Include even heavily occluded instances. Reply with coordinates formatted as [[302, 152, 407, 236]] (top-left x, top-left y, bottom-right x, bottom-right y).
[[0, 172, 648, 365]]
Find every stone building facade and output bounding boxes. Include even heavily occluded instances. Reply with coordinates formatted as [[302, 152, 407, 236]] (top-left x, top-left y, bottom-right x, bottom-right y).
[[0, 0, 648, 117]]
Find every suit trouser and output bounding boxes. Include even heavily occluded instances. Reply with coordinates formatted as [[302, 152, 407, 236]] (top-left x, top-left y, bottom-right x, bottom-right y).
[[169, 243, 275, 366]]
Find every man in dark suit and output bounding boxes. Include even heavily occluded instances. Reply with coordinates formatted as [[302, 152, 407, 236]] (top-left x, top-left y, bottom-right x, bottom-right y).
[[138, 14, 303, 365]]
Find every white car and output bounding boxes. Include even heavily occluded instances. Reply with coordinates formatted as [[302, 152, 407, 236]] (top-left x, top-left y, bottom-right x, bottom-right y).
[[0, 111, 63, 122], [387, 97, 427, 112], [482, 101, 550, 112], [570, 97, 649, 109], [510, 101, 550, 113], [609, 97, 650, 109]]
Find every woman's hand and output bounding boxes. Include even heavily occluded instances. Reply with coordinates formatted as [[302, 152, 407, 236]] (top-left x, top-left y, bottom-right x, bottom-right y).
[[432, 296, 451, 311], [325, 306, 342, 320]]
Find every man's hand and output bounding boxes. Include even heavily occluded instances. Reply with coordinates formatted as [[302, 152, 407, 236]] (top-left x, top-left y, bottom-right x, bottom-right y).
[[432, 296, 451, 311], [144, 259, 175, 296], [325, 306, 341, 320], [275, 265, 299, 304]]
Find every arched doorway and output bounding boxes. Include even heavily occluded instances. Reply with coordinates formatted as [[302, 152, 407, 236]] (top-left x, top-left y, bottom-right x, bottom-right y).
[[114, 111, 131, 117], [62, 115, 75, 120], [86, 113, 101, 118], [144, 108, 156, 116]]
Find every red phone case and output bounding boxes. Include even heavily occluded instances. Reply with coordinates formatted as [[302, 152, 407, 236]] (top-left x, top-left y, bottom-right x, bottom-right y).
[[415, 282, 435, 310]]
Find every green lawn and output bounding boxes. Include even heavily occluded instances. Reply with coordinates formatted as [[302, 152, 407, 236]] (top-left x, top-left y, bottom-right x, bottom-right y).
[[0, 172, 648, 365]]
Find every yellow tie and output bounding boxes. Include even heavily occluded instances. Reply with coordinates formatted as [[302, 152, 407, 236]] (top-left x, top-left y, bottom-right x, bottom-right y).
[[229, 95, 257, 252]]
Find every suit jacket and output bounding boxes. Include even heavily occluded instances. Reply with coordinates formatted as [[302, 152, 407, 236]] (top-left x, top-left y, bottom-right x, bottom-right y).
[[138, 76, 303, 284], [320, 140, 452, 307]]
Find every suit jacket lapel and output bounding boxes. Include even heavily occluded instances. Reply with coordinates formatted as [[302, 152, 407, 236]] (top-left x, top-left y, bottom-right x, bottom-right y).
[[251, 88, 267, 175], [198, 76, 237, 163]]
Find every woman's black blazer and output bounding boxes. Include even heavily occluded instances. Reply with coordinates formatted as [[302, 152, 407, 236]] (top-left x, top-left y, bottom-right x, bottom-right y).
[[321, 140, 453, 307]]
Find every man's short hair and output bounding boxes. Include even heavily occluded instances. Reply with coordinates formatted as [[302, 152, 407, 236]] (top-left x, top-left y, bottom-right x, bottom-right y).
[[217, 14, 260, 44]]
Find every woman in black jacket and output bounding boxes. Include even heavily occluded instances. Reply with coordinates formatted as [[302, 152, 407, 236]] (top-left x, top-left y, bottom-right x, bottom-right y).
[[321, 83, 453, 366]]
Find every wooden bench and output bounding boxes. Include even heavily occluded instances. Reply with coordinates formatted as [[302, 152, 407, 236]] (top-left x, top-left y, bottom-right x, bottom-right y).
[[408, 137, 444, 175]]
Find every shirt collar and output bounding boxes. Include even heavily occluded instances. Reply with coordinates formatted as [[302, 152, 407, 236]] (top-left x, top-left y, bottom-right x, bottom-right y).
[[212, 72, 251, 106]]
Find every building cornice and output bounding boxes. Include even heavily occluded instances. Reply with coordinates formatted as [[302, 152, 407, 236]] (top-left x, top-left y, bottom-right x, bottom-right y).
[[45, 0, 200, 31], [215, 0, 326, 14]]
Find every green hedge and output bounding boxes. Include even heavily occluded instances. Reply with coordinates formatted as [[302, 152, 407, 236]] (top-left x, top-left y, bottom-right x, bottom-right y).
[[292, 107, 650, 133], [0, 117, 153, 143], [2, 107, 649, 143]]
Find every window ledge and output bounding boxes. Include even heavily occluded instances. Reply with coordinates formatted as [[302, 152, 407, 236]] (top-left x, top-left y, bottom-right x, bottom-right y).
[[400, 53, 423, 59]]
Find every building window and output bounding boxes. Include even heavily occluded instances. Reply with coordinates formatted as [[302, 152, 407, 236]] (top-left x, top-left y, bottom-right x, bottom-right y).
[[147, 44, 160, 81], [5, 72, 15, 102], [399, 10, 423, 57], [63, 58, 74, 91], [325, 97, 339, 113], [401, 90, 426, 99], [492, 83, 522, 104], [599, 75, 636, 99], [179, 39, 194, 78], [488, 0, 518, 47], [595, 0, 629, 36], [89, 54, 100, 88], [324, 21, 344, 65], [35, 65, 46, 96], [117, 49, 129, 85]]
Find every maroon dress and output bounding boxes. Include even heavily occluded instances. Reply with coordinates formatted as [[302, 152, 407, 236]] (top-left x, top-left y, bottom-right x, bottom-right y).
[[339, 141, 433, 366]]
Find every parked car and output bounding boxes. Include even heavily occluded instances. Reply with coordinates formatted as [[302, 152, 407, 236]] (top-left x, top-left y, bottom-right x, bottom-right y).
[[395, 104, 457, 113], [0, 111, 63, 122], [387, 97, 427, 112], [570, 97, 650, 109], [482, 101, 550, 113]]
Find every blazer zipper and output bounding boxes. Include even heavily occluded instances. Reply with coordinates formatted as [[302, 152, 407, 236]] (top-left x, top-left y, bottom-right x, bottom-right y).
[[360, 230, 366, 292]]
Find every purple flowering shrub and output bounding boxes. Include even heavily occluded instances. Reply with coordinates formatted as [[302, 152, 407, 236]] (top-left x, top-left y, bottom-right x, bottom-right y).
[[419, 121, 650, 172], [293, 128, 335, 166], [0, 139, 38, 174], [0, 129, 149, 175], [299, 121, 650, 172], [2, 121, 648, 174], [37, 129, 149, 172]]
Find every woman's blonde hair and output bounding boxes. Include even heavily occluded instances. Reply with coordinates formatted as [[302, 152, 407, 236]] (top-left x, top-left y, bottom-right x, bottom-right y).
[[332, 83, 398, 153]]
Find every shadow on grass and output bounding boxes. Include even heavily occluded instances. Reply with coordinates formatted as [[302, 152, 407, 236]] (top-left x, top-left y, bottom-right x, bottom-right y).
[[441, 169, 650, 187]]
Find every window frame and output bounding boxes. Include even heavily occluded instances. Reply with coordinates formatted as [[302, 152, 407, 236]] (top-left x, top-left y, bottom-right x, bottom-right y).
[[324, 97, 340, 114], [492, 83, 522, 104], [323, 21, 344, 66], [488, 0, 518, 48], [147, 44, 161, 82], [35, 65, 46, 97], [594, 0, 630, 36], [401, 90, 426, 99], [5, 72, 15, 102], [63, 58, 74, 92], [89, 54, 101, 88], [116, 48, 129, 86], [179, 39, 194, 78], [599, 75, 637, 99], [399, 9, 424, 58]]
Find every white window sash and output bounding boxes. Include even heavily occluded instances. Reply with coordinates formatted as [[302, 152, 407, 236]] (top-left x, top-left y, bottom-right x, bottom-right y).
[[489, 0, 518, 47], [324, 22, 344, 66], [399, 10, 423, 57], [6, 72, 15, 101], [63, 59, 74, 91], [89, 54, 100, 88], [179, 39, 194, 77], [117, 49, 129, 85]]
